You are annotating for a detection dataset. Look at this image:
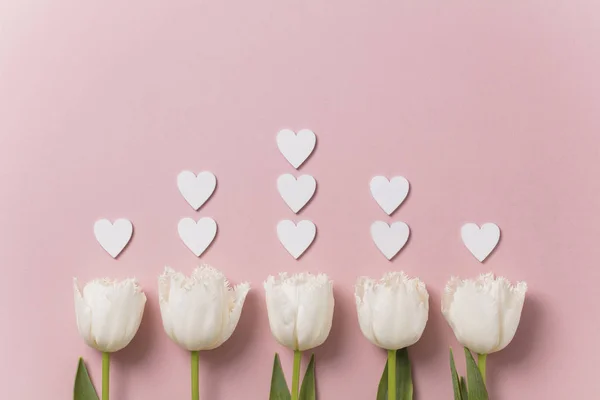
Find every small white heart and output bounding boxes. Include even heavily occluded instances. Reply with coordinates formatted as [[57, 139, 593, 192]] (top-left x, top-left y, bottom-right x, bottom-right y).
[[178, 217, 218, 257], [177, 171, 217, 210], [277, 174, 317, 213], [461, 223, 500, 262], [370, 176, 410, 215], [276, 129, 316, 169], [94, 219, 133, 258], [277, 220, 316, 259], [371, 221, 410, 260]]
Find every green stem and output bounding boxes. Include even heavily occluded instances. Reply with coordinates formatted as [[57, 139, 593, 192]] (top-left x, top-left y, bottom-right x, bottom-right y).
[[387, 350, 396, 400], [477, 353, 487, 383], [102, 352, 110, 400], [291, 350, 302, 400], [192, 351, 199, 400]]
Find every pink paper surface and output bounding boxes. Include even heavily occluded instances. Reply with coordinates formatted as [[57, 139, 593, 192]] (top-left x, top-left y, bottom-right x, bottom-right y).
[[1, 1, 599, 399]]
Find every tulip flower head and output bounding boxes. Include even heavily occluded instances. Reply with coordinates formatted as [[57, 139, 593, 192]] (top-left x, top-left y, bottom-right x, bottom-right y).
[[158, 265, 250, 351], [442, 272, 527, 354], [355, 272, 429, 350], [264, 272, 334, 351], [73, 277, 147, 353]]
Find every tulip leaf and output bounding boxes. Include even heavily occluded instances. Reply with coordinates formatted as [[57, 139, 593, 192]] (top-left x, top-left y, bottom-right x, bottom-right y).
[[376, 360, 387, 400], [397, 348, 414, 400], [270, 353, 291, 400], [460, 377, 468, 400], [449, 348, 463, 400], [376, 348, 413, 400], [74, 358, 99, 400], [464, 348, 488, 400], [376, 361, 388, 400], [299, 354, 316, 400]]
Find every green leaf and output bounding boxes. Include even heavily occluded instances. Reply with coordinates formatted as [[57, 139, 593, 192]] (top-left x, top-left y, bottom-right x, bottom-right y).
[[449, 348, 463, 400], [376, 349, 413, 400], [396, 348, 413, 400], [376, 357, 389, 400], [74, 358, 99, 400], [270, 353, 291, 400], [464, 348, 488, 400], [299, 354, 316, 400], [460, 376, 468, 400]]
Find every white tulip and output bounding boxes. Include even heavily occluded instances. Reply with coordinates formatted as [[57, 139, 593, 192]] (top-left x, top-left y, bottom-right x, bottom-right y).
[[264, 272, 334, 351], [158, 265, 250, 351], [73, 277, 147, 353], [442, 272, 527, 354], [355, 272, 429, 350]]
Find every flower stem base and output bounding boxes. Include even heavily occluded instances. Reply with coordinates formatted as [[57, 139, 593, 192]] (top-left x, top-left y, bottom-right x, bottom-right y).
[[387, 349, 396, 400], [192, 351, 199, 400], [102, 352, 110, 400], [477, 353, 487, 383], [291, 350, 302, 400]]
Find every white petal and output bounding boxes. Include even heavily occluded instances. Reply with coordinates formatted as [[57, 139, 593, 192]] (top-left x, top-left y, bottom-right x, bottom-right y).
[[73, 278, 95, 349], [120, 283, 146, 348], [158, 267, 177, 303], [166, 266, 227, 350], [264, 274, 299, 349], [387, 272, 428, 349], [81, 278, 146, 352], [442, 273, 500, 354], [83, 279, 119, 351], [355, 277, 377, 346], [158, 267, 177, 342], [357, 273, 429, 350], [207, 282, 251, 349], [368, 284, 396, 348], [495, 277, 527, 352], [295, 274, 334, 351]]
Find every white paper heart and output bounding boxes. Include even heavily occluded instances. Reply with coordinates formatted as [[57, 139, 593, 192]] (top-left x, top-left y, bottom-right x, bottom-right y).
[[277, 220, 316, 259], [370, 176, 410, 215], [177, 171, 217, 210], [94, 219, 133, 258], [371, 221, 410, 260], [178, 217, 218, 257], [277, 174, 316, 213], [461, 223, 500, 262], [276, 129, 316, 169]]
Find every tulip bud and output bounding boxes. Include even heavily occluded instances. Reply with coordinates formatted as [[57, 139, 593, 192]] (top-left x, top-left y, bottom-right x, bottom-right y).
[[442, 272, 527, 354], [355, 272, 429, 350], [158, 266, 250, 351], [73, 277, 147, 353], [264, 272, 334, 351]]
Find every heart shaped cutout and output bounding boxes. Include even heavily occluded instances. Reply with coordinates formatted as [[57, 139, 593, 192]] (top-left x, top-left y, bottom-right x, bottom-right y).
[[94, 219, 133, 258], [461, 222, 500, 262], [277, 174, 316, 213], [276, 129, 316, 169], [177, 171, 217, 210], [178, 217, 218, 256], [370, 176, 410, 215], [277, 220, 316, 259], [371, 221, 410, 260]]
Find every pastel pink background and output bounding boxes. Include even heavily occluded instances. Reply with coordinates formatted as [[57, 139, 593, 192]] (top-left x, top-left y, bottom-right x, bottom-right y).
[[1, 1, 599, 399]]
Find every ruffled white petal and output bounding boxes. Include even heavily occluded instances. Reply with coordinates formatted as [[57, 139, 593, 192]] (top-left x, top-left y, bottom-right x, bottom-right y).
[[208, 282, 250, 349], [264, 272, 334, 351], [355, 272, 429, 350], [158, 265, 250, 351], [442, 273, 527, 354], [355, 277, 377, 345], [296, 276, 334, 351], [264, 274, 299, 349], [496, 277, 527, 351], [74, 277, 146, 352], [73, 278, 94, 348]]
